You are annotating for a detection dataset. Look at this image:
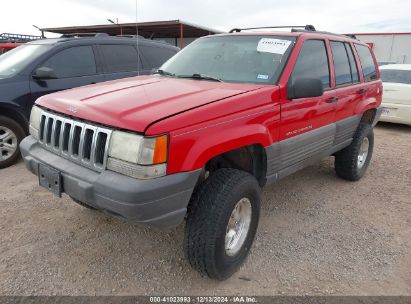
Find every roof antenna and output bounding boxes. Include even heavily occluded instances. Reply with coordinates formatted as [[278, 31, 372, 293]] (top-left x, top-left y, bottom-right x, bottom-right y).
[[135, 0, 140, 76]]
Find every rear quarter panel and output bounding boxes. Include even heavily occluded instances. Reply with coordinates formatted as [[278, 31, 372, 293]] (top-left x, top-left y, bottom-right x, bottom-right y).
[[352, 42, 383, 114], [353, 80, 382, 115]]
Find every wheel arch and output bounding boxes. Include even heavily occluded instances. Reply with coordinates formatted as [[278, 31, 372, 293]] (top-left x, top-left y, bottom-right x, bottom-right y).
[[355, 96, 379, 124], [201, 143, 268, 187], [0, 104, 29, 134], [360, 108, 377, 125]]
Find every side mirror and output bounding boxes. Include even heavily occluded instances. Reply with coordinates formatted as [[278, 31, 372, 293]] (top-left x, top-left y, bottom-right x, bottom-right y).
[[32, 67, 57, 80], [287, 78, 324, 100]]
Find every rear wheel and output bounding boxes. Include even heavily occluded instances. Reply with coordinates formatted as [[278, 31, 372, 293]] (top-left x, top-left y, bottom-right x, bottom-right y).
[[335, 122, 374, 181], [184, 168, 261, 280], [0, 115, 25, 169]]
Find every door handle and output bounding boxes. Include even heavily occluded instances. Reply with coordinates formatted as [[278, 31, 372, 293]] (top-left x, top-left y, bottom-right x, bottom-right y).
[[326, 97, 339, 103], [356, 88, 368, 94]]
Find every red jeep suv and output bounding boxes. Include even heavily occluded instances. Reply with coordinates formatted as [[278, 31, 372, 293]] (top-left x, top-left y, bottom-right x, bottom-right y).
[[20, 25, 383, 280]]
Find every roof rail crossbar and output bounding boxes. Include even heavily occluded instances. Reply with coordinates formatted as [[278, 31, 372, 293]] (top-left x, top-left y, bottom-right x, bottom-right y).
[[60, 32, 109, 38], [116, 34, 145, 39], [291, 28, 359, 40], [229, 25, 316, 33], [344, 34, 357, 40]]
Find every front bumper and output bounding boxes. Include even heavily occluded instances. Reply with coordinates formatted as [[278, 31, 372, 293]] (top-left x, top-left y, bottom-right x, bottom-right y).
[[20, 136, 201, 228]]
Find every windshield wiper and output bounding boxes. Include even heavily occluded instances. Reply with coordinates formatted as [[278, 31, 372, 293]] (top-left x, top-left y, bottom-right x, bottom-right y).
[[154, 69, 175, 77], [177, 73, 223, 82]]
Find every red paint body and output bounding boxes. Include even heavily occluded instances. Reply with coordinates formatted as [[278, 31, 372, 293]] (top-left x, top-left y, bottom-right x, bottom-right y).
[[0, 43, 21, 54], [36, 31, 382, 175]]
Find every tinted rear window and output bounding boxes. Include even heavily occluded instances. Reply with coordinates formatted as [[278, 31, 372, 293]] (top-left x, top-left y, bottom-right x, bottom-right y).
[[291, 39, 330, 88], [355, 44, 378, 81], [380, 69, 411, 84], [330, 41, 352, 86], [345, 43, 359, 83], [100, 45, 141, 73], [140, 45, 177, 69]]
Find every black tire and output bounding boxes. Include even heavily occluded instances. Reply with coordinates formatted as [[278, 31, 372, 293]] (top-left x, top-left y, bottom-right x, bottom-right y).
[[0, 115, 26, 169], [335, 122, 374, 181], [70, 197, 97, 210], [184, 168, 261, 280]]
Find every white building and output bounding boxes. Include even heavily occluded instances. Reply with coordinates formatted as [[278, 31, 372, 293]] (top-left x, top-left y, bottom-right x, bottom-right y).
[[351, 33, 411, 64]]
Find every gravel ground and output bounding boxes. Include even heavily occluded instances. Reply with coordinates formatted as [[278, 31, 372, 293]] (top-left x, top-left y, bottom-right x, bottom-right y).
[[0, 122, 410, 296]]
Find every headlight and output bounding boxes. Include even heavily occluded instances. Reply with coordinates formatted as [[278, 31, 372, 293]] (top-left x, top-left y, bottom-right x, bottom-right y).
[[108, 131, 143, 163], [29, 106, 42, 139], [107, 130, 168, 179]]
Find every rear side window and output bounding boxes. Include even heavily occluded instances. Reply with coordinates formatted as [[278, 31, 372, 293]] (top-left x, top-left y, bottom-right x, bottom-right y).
[[380, 69, 411, 84], [330, 41, 352, 86], [41, 46, 96, 78], [355, 44, 378, 81], [345, 43, 359, 83], [291, 40, 330, 88], [140, 45, 177, 69], [100, 45, 141, 73]]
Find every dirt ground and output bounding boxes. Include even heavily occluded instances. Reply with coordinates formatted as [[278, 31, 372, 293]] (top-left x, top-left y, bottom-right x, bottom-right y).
[[0, 122, 410, 296]]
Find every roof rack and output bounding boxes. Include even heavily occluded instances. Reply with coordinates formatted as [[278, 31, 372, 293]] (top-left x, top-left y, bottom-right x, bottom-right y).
[[0, 33, 42, 43], [60, 32, 109, 38], [291, 28, 359, 40], [116, 34, 145, 39], [229, 25, 316, 33], [344, 34, 357, 39]]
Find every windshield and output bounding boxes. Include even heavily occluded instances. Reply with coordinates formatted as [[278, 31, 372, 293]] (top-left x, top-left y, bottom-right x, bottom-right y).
[[160, 35, 296, 84], [380, 69, 411, 84], [0, 44, 51, 78]]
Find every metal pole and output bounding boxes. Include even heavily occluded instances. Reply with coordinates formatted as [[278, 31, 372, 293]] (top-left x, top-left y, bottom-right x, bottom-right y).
[[180, 24, 184, 49]]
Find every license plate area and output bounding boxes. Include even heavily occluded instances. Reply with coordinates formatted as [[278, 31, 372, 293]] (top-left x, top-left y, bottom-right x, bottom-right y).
[[382, 107, 397, 117], [38, 163, 62, 197]]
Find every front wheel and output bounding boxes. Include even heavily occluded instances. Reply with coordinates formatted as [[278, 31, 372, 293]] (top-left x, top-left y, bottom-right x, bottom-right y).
[[335, 122, 374, 181], [184, 168, 261, 280], [0, 115, 25, 169]]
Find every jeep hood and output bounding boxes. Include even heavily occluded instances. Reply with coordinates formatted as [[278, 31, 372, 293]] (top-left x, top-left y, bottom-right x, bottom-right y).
[[36, 75, 265, 133]]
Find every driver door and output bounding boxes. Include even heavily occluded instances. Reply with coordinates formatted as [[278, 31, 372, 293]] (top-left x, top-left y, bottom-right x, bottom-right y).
[[278, 39, 337, 176], [29, 45, 105, 103]]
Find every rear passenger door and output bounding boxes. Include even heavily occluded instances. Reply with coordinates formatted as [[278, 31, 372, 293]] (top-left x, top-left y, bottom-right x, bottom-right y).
[[98, 44, 149, 81], [330, 41, 363, 121], [329, 41, 364, 145]]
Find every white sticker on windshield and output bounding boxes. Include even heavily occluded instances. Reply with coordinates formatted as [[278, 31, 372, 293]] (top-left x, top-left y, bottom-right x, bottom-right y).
[[257, 38, 291, 54]]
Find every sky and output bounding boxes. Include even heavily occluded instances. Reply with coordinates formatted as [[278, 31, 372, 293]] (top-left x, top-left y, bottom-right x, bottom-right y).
[[1, 0, 411, 37]]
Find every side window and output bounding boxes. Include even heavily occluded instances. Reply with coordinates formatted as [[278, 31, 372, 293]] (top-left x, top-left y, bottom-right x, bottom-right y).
[[291, 40, 330, 88], [140, 45, 177, 69], [345, 43, 359, 83], [355, 44, 378, 81], [330, 41, 352, 86], [41, 46, 96, 78], [380, 69, 411, 84], [100, 45, 142, 73]]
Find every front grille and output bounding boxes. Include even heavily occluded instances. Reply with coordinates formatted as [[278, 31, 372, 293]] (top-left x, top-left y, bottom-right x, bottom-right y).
[[38, 110, 112, 172]]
